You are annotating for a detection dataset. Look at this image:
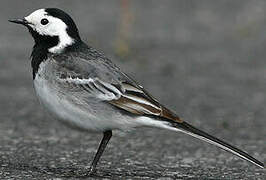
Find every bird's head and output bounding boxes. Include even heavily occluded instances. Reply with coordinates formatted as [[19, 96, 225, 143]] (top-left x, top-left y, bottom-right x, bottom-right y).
[[9, 8, 81, 53]]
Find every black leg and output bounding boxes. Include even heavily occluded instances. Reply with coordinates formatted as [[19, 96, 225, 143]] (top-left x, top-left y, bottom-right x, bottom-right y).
[[89, 130, 112, 174]]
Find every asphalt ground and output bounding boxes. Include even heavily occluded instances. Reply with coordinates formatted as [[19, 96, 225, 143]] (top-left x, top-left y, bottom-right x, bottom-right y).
[[0, 1, 265, 179]]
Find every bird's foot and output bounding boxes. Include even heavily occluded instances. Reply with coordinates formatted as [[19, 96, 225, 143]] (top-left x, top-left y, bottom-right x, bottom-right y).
[[83, 166, 96, 177]]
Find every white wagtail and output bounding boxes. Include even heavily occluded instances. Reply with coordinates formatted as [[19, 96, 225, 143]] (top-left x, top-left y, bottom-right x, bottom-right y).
[[9, 8, 264, 174]]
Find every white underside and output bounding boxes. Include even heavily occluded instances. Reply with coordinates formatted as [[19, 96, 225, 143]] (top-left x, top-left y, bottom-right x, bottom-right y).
[[33, 62, 169, 132]]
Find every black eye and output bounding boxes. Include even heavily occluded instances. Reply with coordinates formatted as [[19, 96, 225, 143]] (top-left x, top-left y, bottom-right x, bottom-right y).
[[41, 18, 49, 25]]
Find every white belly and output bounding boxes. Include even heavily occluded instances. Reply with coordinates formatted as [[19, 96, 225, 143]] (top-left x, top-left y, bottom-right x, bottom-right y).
[[33, 73, 143, 132], [34, 74, 96, 130], [33, 61, 161, 132]]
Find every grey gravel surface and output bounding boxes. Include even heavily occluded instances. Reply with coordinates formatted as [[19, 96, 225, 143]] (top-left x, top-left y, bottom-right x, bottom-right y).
[[0, 0, 265, 179]]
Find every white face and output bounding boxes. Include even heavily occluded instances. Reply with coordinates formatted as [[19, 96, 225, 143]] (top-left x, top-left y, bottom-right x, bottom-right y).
[[25, 9, 74, 53]]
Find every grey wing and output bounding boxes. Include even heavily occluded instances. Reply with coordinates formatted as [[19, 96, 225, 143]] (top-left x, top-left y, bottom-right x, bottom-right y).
[[52, 54, 183, 123]]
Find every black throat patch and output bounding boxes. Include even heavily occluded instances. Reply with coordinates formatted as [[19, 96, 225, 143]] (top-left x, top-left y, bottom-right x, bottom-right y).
[[29, 27, 59, 79]]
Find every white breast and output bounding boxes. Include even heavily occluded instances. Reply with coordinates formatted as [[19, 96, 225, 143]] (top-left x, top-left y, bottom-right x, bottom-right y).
[[33, 61, 162, 132], [33, 61, 99, 131]]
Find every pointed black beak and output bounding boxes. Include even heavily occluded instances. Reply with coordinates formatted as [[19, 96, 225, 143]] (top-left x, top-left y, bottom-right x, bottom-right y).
[[8, 18, 29, 26]]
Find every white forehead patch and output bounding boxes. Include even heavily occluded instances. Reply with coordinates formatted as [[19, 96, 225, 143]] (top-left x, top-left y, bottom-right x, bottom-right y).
[[25, 9, 74, 53]]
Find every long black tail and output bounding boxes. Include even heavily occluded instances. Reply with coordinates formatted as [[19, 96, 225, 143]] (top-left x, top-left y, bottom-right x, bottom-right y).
[[169, 121, 264, 168]]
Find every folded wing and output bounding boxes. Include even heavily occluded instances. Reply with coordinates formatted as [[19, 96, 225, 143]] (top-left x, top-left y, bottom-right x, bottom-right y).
[[59, 76, 182, 123]]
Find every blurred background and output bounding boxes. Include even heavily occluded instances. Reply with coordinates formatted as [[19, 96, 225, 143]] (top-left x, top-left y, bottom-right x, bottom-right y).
[[0, 0, 265, 179]]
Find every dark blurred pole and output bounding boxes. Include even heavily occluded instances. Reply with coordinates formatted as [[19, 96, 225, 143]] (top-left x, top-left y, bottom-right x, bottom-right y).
[[115, 0, 133, 58]]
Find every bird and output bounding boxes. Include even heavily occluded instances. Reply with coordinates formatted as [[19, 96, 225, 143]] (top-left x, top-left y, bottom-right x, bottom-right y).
[[9, 8, 264, 174]]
